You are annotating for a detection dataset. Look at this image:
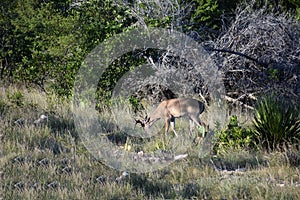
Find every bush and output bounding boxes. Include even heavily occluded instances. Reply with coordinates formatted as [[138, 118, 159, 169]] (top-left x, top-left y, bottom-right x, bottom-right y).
[[253, 96, 300, 150], [214, 115, 254, 154], [7, 90, 24, 107]]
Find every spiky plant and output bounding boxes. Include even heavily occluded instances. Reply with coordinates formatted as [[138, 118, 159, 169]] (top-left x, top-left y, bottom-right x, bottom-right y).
[[253, 96, 300, 150]]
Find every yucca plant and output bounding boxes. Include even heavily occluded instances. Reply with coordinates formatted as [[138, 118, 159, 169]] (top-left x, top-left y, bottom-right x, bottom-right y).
[[253, 96, 300, 150]]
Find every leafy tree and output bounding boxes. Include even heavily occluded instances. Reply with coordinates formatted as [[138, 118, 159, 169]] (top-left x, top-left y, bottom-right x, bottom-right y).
[[1, 0, 135, 97], [12, 0, 81, 95], [1, 0, 81, 95], [0, 0, 19, 80]]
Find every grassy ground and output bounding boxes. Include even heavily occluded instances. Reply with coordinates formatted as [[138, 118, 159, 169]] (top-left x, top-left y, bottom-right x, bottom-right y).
[[1, 86, 300, 199]]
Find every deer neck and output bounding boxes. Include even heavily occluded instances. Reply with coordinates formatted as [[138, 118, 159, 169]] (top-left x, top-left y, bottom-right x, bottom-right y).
[[148, 103, 165, 122]]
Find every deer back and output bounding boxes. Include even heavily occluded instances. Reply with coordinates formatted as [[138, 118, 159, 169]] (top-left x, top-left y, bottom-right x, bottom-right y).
[[166, 98, 204, 118]]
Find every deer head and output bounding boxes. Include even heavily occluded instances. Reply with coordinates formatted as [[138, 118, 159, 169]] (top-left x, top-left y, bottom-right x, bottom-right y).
[[134, 118, 145, 128], [133, 113, 148, 129]]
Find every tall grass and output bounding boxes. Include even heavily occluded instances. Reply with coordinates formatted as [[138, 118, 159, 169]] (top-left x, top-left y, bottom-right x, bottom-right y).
[[1, 86, 300, 199]]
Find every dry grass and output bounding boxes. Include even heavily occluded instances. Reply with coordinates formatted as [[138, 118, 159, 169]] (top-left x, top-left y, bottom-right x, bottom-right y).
[[1, 86, 300, 199]]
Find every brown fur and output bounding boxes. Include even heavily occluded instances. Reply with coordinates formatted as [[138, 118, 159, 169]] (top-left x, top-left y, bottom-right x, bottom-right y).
[[143, 98, 206, 137]]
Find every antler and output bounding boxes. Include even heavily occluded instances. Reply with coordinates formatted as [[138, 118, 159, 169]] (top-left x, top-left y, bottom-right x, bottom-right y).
[[133, 111, 148, 129], [134, 119, 145, 128]]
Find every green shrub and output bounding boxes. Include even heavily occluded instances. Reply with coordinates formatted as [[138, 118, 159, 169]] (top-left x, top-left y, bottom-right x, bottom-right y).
[[7, 90, 24, 107], [253, 96, 300, 150], [0, 100, 7, 116], [214, 115, 254, 154]]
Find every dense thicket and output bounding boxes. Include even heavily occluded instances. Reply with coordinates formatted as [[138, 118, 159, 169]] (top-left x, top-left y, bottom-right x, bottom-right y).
[[0, 0, 299, 104], [1, 0, 134, 96]]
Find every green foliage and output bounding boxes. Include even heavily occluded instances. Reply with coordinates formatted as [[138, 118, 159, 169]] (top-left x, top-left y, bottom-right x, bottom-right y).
[[214, 115, 254, 154], [192, 0, 220, 29], [1, 0, 135, 97], [253, 96, 300, 150], [1, 0, 299, 101], [1, 0, 82, 96], [95, 52, 145, 108], [128, 96, 144, 114], [95, 49, 164, 109], [144, 16, 172, 29], [6, 90, 24, 107], [180, 0, 241, 39], [0, 99, 7, 115], [253, 0, 300, 18]]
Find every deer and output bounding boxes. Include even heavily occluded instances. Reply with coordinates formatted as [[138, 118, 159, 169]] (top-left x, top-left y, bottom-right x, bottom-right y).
[[135, 98, 207, 137]]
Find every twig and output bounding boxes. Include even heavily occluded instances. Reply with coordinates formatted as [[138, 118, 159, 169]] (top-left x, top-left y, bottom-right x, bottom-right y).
[[207, 48, 268, 67]]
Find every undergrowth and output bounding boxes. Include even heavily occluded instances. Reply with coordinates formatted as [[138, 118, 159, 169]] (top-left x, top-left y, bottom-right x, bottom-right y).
[[1, 86, 300, 199]]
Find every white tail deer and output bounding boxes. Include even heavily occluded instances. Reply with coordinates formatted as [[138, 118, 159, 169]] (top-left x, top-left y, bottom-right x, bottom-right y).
[[135, 98, 206, 137]]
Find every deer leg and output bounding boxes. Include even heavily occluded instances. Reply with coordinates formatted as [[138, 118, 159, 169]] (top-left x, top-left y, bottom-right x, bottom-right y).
[[190, 116, 205, 137], [170, 116, 178, 137], [190, 116, 202, 127], [165, 117, 170, 135], [189, 119, 195, 133]]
